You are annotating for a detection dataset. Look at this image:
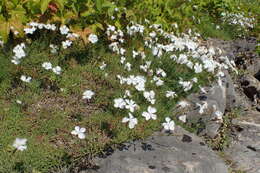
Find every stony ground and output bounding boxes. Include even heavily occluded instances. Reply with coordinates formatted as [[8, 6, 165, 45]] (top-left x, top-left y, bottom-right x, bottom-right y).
[[69, 37, 259, 173]]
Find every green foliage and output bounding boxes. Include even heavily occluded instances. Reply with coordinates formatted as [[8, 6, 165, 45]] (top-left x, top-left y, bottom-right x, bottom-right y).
[[0, 0, 258, 43], [0, 48, 12, 94]]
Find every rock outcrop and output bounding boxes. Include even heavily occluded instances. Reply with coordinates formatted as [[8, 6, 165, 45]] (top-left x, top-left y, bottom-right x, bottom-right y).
[[83, 126, 228, 173]]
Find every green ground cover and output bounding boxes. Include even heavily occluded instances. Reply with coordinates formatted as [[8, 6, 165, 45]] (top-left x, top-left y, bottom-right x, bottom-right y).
[[0, 0, 258, 172]]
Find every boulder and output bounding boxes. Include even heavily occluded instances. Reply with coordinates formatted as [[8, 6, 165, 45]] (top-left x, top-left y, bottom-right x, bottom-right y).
[[240, 74, 260, 101], [84, 126, 229, 173], [224, 111, 260, 173]]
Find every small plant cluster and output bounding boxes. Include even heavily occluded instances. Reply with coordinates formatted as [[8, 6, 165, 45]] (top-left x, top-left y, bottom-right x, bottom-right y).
[[221, 12, 255, 29]]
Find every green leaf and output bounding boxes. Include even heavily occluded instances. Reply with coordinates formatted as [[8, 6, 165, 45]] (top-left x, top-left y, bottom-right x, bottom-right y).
[[95, 0, 104, 12], [54, 0, 65, 11], [40, 0, 52, 14], [0, 16, 10, 42], [102, 1, 115, 8], [81, 8, 95, 17]]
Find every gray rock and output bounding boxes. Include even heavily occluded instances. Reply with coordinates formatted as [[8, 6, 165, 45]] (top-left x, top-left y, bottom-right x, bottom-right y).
[[248, 59, 260, 78], [205, 122, 222, 139], [88, 126, 229, 173], [240, 74, 260, 101], [225, 111, 260, 173], [185, 70, 236, 138], [207, 85, 226, 113], [224, 71, 237, 111]]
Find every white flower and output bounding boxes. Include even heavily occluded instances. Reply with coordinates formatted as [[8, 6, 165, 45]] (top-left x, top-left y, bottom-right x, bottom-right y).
[[52, 66, 62, 75], [153, 76, 164, 86], [124, 90, 131, 98], [196, 101, 208, 114], [203, 59, 216, 73], [114, 98, 126, 109], [194, 63, 203, 73], [88, 34, 98, 43], [16, 100, 22, 104], [120, 56, 126, 64], [178, 115, 187, 123], [215, 110, 223, 120], [71, 126, 86, 139], [213, 105, 223, 121], [142, 106, 157, 120], [66, 33, 79, 39], [50, 44, 58, 54], [13, 138, 27, 151], [0, 40, 4, 47], [156, 68, 167, 77], [177, 54, 188, 64], [132, 50, 139, 58], [120, 48, 126, 55], [200, 86, 207, 94], [125, 99, 138, 112], [11, 58, 20, 65], [62, 40, 72, 49], [82, 90, 95, 100], [99, 62, 107, 70], [162, 117, 175, 131], [124, 62, 132, 71], [13, 43, 26, 59], [24, 27, 36, 34], [140, 61, 151, 72], [179, 79, 193, 92], [122, 113, 138, 129], [143, 90, 156, 104], [186, 61, 194, 69], [166, 91, 177, 98], [60, 25, 69, 35], [42, 62, 52, 70], [20, 75, 31, 83], [149, 31, 157, 38], [135, 83, 145, 91], [177, 100, 190, 108]]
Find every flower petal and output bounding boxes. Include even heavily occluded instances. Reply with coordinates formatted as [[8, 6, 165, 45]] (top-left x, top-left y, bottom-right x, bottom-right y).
[[122, 117, 129, 123], [78, 133, 86, 139]]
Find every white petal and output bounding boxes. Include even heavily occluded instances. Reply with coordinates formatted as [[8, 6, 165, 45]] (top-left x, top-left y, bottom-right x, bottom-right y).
[[151, 113, 157, 120], [75, 126, 80, 132], [165, 117, 171, 122], [71, 130, 78, 135], [80, 127, 86, 133], [142, 112, 150, 120], [122, 117, 129, 123], [78, 133, 86, 139], [169, 121, 175, 131], [129, 120, 137, 129], [18, 145, 27, 151], [148, 106, 156, 113], [178, 115, 187, 123]]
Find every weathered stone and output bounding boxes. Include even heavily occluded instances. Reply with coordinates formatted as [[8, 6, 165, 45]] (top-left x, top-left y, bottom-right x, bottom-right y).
[[225, 111, 260, 173], [185, 72, 230, 138], [87, 126, 228, 173], [248, 59, 260, 78], [205, 122, 222, 139], [240, 74, 260, 100], [224, 71, 237, 111]]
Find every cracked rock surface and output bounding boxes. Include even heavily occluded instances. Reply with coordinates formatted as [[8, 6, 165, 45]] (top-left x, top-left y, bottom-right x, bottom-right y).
[[83, 126, 228, 173], [224, 111, 260, 173]]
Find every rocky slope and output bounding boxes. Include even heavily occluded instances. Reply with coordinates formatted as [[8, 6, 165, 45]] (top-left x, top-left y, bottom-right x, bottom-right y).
[[75, 37, 259, 173]]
